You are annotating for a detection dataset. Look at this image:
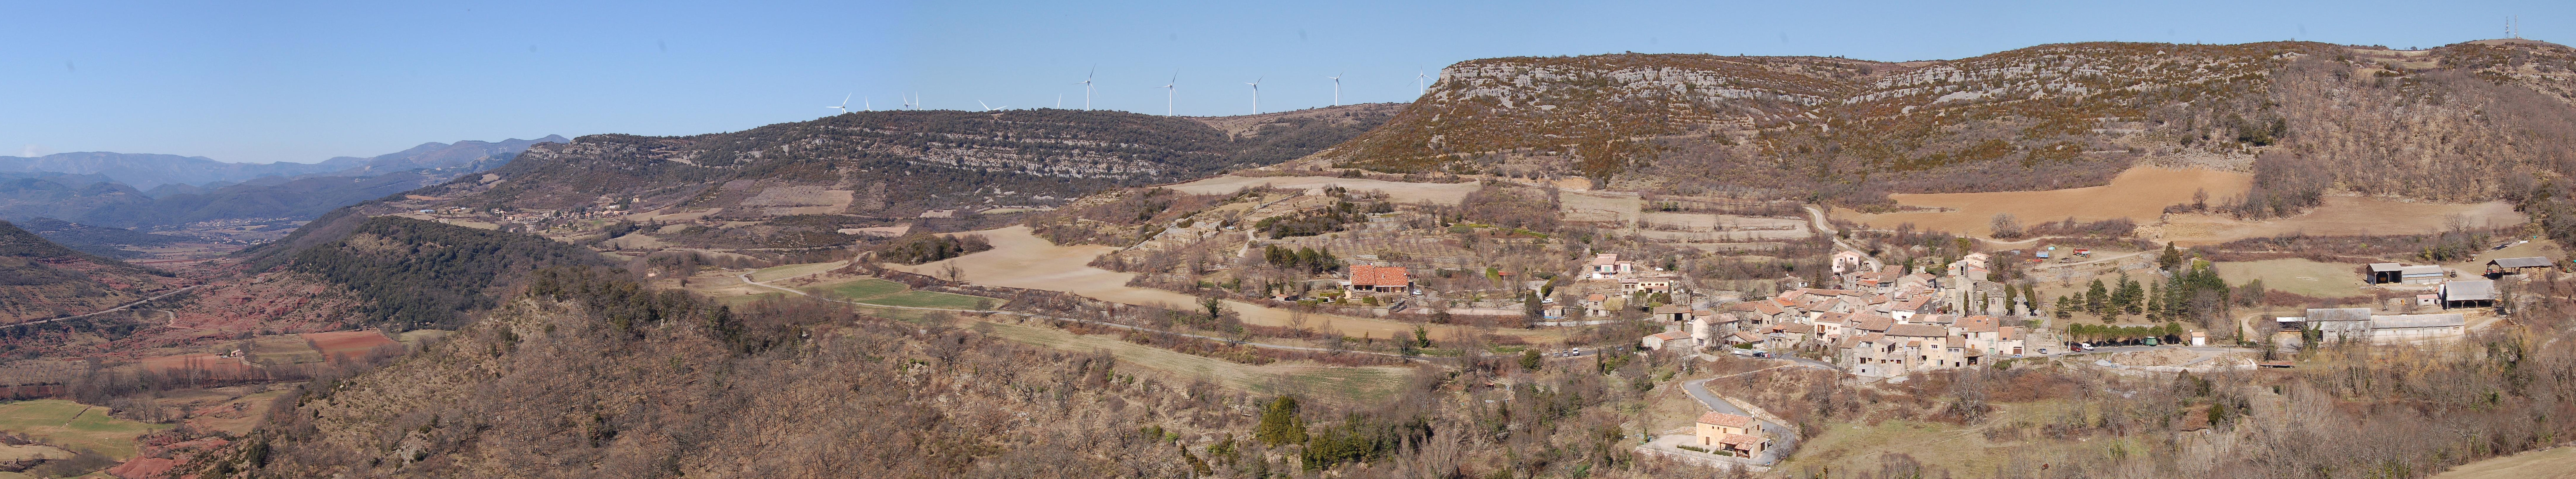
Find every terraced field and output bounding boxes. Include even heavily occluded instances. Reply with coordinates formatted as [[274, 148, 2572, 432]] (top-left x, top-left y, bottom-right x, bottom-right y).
[[0, 400, 167, 460], [806, 278, 1000, 310]]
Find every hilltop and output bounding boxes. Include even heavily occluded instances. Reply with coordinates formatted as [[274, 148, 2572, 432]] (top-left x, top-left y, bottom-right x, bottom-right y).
[[367, 105, 1398, 250], [1310, 40, 2576, 209]]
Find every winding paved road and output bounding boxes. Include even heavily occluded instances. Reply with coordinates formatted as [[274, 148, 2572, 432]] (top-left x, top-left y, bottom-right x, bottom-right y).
[[7, 284, 204, 329], [1803, 205, 1864, 256], [1675, 362, 1833, 465]]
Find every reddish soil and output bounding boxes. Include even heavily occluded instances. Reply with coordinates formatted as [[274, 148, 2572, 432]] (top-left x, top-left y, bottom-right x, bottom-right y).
[[302, 330, 398, 360], [135, 353, 259, 378]]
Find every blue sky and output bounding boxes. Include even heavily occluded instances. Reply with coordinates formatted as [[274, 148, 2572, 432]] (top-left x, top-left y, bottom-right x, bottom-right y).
[[3, 1, 2560, 164]]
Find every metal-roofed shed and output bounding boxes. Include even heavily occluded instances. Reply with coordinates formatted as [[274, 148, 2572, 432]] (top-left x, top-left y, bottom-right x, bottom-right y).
[[2442, 280, 2496, 308]]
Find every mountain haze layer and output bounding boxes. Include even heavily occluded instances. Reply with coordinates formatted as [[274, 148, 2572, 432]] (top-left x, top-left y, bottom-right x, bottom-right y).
[[0, 136, 565, 190]]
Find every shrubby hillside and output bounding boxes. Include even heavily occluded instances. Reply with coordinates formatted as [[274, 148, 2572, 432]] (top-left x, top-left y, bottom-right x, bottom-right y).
[[1321, 40, 2576, 210], [275, 215, 610, 330], [395, 106, 1398, 222], [0, 220, 179, 323]]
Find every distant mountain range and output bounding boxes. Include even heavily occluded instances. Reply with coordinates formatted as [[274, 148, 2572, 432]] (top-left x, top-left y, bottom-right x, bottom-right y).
[[0, 136, 564, 232], [0, 136, 565, 190]]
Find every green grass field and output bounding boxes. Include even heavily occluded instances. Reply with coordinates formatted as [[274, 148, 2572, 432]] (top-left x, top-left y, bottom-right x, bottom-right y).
[[816, 279, 907, 299], [0, 400, 168, 460], [806, 278, 1000, 310], [858, 291, 995, 309], [748, 261, 850, 282]]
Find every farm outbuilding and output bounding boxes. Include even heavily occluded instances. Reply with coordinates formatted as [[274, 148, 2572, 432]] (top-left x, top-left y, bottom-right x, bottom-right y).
[[2369, 314, 2467, 342], [2293, 308, 2468, 343], [2442, 280, 2497, 309], [2368, 263, 2405, 284], [2399, 265, 2447, 284], [2487, 256, 2555, 277], [2301, 308, 2376, 343]]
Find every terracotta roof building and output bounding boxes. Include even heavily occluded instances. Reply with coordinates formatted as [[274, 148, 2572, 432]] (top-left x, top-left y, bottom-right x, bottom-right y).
[[1347, 265, 1412, 292]]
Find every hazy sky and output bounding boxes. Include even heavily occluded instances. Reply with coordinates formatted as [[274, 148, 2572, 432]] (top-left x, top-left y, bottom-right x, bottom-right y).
[[4, 1, 2560, 164]]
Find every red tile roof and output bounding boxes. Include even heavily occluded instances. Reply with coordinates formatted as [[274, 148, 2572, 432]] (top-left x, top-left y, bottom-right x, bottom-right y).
[[1721, 433, 1766, 447], [1851, 314, 1895, 332], [1348, 265, 1412, 287], [1958, 315, 2000, 333], [1697, 412, 1755, 428], [1886, 324, 1950, 337]]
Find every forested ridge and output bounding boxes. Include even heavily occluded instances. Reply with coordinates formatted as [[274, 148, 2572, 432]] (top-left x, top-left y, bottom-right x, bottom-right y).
[[284, 216, 607, 330]]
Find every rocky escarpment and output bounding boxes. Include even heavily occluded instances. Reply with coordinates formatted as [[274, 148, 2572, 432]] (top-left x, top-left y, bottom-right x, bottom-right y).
[[1318, 40, 2576, 210]]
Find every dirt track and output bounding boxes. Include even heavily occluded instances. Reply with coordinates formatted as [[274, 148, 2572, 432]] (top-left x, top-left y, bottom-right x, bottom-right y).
[[889, 226, 1555, 342]]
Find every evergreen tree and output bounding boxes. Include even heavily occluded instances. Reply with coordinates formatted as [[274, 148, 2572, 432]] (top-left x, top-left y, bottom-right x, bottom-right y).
[[2116, 275, 2145, 315], [2084, 279, 2109, 315], [2158, 242, 2185, 270], [1254, 396, 1307, 446]]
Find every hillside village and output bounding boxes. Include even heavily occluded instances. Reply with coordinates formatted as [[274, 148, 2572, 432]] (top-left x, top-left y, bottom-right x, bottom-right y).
[[9, 36, 2576, 479]]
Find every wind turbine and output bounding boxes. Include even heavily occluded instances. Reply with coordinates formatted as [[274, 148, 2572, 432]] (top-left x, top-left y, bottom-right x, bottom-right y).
[[1328, 73, 1342, 106], [1246, 77, 1261, 114], [1417, 71, 1428, 95], [1074, 65, 1096, 110], [978, 100, 1006, 112], [827, 94, 851, 115], [1157, 73, 1177, 116], [1057, 94, 1064, 109], [864, 98, 872, 111]]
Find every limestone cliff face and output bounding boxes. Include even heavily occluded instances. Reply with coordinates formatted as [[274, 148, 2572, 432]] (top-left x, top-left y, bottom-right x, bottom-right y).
[[1321, 40, 2576, 207]]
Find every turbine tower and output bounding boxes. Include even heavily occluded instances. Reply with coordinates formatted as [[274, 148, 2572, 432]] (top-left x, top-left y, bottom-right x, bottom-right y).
[[1074, 66, 1096, 110], [827, 94, 851, 115], [1328, 73, 1342, 106], [1417, 71, 1428, 95], [1246, 77, 1262, 114], [1157, 74, 1177, 116]]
